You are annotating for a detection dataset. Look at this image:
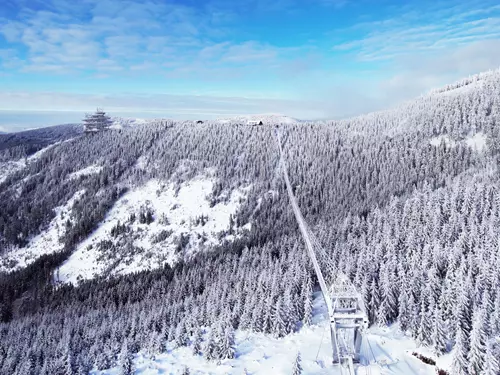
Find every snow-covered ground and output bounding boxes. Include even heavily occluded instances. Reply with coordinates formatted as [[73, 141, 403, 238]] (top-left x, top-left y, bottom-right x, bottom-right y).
[[0, 190, 85, 272], [68, 164, 103, 180], [429, 132, 487, 153], [93, 291, 448, 375], [465, 132, 487, 152], [56, 173, 250, 284], [429, 135, 456, 148]]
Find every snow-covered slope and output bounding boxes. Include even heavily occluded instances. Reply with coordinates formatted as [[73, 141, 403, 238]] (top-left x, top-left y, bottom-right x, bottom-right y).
[[93, 291, 449, 375], [0, 190, 85, 272], [217, 113, 300, 124], [0, 142, 60, 184], [56, 172, 250, 284]]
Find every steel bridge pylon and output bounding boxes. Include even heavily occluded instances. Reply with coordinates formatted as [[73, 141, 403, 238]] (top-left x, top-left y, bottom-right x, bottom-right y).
[[329, 275, 369, 364]]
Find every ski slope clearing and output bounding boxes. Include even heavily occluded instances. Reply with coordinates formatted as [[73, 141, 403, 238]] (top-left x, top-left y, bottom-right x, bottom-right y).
[[56, 174, 250, 284], [93, 292, 444, 375], [0, 190, 85, 272]]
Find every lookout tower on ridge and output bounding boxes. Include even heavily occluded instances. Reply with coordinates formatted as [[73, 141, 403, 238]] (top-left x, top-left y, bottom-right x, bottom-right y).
[[83, 108, 113, 133]]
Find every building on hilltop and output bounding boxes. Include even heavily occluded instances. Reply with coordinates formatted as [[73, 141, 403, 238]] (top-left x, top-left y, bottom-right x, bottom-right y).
[[247, 120, 263, 126], [83, 108, 113, 133]]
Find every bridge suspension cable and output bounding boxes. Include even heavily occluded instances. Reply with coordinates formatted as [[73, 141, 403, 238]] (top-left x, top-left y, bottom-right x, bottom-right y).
[[274, 128, 368, 370]]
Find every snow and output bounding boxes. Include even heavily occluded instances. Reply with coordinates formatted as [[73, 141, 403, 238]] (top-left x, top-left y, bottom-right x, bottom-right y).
[[93, 291, 444, 375], [56, 173, 250, 284], [429, 132, 488, 152], [429, 135, 456, 148], [0, 190, 85, 273], [68, 164, 103, 180], [465, 132, 487, 152]]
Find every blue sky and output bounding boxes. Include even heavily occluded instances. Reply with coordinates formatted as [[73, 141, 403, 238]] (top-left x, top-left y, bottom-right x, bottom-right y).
[[1, 0, 500, 130]]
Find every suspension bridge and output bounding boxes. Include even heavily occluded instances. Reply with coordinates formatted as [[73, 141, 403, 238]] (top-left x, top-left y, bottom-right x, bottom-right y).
[[275, 129, 369, 374]]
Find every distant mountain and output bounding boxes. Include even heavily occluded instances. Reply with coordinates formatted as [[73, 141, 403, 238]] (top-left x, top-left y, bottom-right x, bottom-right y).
[[0, 123, 82, 153]]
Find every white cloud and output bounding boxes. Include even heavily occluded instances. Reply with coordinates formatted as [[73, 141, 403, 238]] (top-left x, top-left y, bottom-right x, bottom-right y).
[[332, 2, 500, 62]]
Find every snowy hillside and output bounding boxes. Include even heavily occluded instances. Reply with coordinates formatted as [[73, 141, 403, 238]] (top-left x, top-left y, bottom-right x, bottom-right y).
[[55, 171, 250, 284], [0, 142, 61, 184], [2, 69, 500, 375], [0, 190, 85, 272]]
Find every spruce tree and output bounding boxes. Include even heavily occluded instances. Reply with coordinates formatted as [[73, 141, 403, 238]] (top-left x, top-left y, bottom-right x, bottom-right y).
[[397, 288, 410, 332], [220, 326, 236, 360], [192, 328, 203, 356], [204, 330, 217, 361], [273, 296, 287, 338], [431, 306, 447, 356], [451, 327, 469, 375], [175, 321, 188, 348], [484, 339, 500, 375], [118, 339, 134, 375], [302, 292, 313, 326], [292, 351, 302, 375], [468, 309, 487, 375]]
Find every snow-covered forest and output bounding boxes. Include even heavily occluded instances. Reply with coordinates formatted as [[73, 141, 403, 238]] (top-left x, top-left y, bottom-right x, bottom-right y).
[[1, 70, 500, 374]]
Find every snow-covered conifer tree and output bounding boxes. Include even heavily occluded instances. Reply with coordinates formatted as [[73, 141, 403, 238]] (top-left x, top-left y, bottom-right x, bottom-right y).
[[174, 321, 188, 348], [468, 309, 487, 375], [192, 328, 203, 356], [118, 339, 134, 375], [219, 326, 236, 360], [203, 329, 217, 361], [292, 351, 302, 375], [451, 327, 470, 375], [431, 306, 447, 356], [484, 338, 500, 375]]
